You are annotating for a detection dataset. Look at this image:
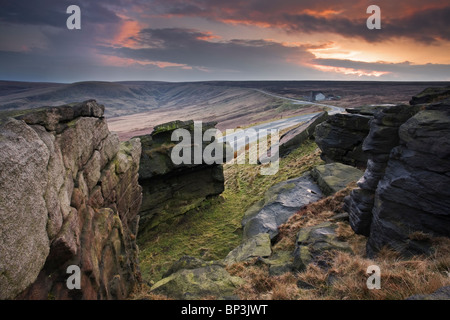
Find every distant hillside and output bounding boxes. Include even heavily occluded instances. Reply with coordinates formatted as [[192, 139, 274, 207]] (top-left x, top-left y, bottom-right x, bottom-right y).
[[0, 80, 323, 139], [2, 80, 449, 140], [0, 81, 162, 117], [0, 81, 285, 118]]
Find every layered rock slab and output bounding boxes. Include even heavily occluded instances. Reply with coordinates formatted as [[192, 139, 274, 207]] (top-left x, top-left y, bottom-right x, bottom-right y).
[[224, 233, 272, 265], [135, 120, 227, 230], [315, 113, 371, 167], [311, 163, 363, 196], [344, 93, 450, 256], [367, 102, 450, 256], [241, 173, 323, 240]]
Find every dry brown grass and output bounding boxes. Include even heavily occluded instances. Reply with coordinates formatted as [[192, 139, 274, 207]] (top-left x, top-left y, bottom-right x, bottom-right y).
[[273, 183, 356, 252], [226, 261, 300, 300], [228, 236, 450, 300], [133, 175, 450, 301], [227, 185, 450, 300], [295, 236, 450, 300]]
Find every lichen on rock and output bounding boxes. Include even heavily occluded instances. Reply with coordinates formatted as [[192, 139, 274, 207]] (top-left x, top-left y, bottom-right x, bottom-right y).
[[0, 100, 143, 300]]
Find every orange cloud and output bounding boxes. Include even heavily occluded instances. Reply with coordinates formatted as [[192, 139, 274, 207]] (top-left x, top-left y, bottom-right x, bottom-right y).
[[196, 32, 221, 41], [299, 9, 344, 17], [219, 18, 274, 28], [113, 16, 143, 47], [99, 54, 190, 69], [309, 63, 390, 77]]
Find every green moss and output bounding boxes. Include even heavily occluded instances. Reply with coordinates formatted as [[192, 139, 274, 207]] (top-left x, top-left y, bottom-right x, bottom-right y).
[[152, 120, 194, 135], [0, 107, 48, 125], [137, 139, 323, 283], [66, 118, 79, 128], [416, 87, 449, 98]]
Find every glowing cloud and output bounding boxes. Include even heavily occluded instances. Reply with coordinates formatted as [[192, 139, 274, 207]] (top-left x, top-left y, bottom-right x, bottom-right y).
[[310, 63, 390, 77]]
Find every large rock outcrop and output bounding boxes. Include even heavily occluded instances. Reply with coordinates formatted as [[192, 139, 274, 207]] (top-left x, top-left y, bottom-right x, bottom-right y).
[[344, 104, 421, 236], [344, 92, 450, 256], [366, 101, 450, 256], [314, 112, 371, 167], [0, 100, 142, 300], [409, 86, 450, 105], [136, 120, 227, 230]]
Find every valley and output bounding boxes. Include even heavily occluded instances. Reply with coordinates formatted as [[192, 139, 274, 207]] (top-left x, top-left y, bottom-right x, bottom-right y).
[[1, 80, 446, 140]]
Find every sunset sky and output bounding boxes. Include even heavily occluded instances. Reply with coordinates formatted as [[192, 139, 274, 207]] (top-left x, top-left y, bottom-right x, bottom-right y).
[[1, 0, 449, 82]]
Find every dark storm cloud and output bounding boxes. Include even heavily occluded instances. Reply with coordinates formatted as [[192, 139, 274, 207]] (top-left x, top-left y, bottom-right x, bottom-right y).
[[284, 6, 450, 43], [0, 49, 214, 82], [146, 0, 450, 43], [1, 0, 449, 81], [102, 27, 315, 73], [0, 0, 121, 27]]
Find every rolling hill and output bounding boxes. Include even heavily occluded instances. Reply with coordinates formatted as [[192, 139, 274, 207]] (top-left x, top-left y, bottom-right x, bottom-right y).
[[1, 80, 448, 139]]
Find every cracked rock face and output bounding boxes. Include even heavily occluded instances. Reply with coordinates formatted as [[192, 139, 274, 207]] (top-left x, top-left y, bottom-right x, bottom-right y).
[[314, 113, 371, 167], [344, 104, 422, 237], [344, 93, 450, 257], [0, 118, 51, 299], [366, 101, 450, 256], [0, 101, 142, 300]]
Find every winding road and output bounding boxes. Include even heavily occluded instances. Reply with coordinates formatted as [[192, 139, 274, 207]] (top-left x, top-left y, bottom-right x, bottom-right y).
[[220, 90, 345, 151]]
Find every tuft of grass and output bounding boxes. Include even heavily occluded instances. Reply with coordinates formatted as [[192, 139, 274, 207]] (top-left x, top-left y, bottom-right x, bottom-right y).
[[273, 183, 356, 252], [295, 237, 450, 300]]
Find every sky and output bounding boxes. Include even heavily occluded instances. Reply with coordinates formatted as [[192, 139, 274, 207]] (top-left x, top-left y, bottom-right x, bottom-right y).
[[0, 0, 449, 82]]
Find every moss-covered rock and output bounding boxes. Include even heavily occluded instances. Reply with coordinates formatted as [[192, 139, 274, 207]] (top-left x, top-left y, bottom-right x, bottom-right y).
[[136, 120, 226, 231], [224, 233, 272, 265], [311, 163, 363, 196], [150, 265, 243, 300], [260, 251, 294, 276], [410, 86, 450, 105], [163, 256, 221, 278], [293, 222, 352, 271], [241, 173, 323, 240]]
